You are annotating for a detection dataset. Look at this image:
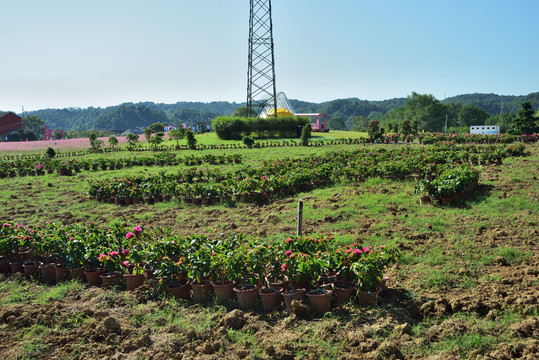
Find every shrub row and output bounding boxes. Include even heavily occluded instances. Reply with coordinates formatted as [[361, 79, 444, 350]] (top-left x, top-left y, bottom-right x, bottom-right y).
[[212, 116, 309, 140]]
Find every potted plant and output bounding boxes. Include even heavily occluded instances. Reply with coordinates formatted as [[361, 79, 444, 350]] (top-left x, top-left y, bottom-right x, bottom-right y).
[[98, 251, 123, 287], [211, 249, 242, 303], [350, 246, 399, 305], [187, 247, 213, 303]]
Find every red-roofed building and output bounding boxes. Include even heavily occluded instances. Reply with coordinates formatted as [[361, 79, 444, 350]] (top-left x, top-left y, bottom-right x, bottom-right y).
[[0, 112, 23, 139]]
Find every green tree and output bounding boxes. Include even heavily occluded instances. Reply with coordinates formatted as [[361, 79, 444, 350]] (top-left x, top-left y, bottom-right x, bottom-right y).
[[108, 136, 119, 148], [22, 115, 44, 139], [232, 107, 257, 118], [147, 123, 165, 133], [328, 116, 346, 131], [149, 133, 164, 150], [511, 101, 539, 135], [144, 128, 152, 142], [300, 122, 312, 145], [126, 133, 139, 147], [89, 132, 104, 152], [169, 128, 186, 146], [351, 116, 369, 132], [458, 104, 490, 127], [403, 92, 447, 132], [186, 130, 197, 149]]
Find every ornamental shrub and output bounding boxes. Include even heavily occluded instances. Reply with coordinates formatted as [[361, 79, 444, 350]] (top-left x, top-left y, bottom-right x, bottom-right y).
[[212, 116, 308, 140], [242, 136, 255, 148], [46, 147, 56, 158]]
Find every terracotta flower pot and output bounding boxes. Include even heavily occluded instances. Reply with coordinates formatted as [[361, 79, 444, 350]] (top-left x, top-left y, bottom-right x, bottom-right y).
[[307, 288, 333, 315], [212, 281, 236, 303], [289, 277, 310, 291], [0, 259, 11, 273], [23, 261, 38, 276], [167, 278, 191, 300], [100, 271, 122, 287], [357, 287, 382, 306], [259, 287, 283, 312], [333, 282, 356, 305], [70, 267, 86, 282], [39, 263, 56, 284], [9, 261, 24, 274], [234, 284, 259, 310], [191, 280, 212, 303], [282, 288, 307, 310], [84, 268, 105, 286], [124, 273, 145, 291], [55, 265, 70, 283]]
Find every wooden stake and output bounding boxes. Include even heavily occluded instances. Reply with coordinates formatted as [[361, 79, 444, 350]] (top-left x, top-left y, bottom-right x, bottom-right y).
[[297, 199, 303, 237]]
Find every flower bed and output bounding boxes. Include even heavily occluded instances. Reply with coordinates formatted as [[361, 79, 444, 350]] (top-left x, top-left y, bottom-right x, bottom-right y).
[[0, 153, 242, 178], [0, 221, 399, 311], [85, 144, 526, 206]]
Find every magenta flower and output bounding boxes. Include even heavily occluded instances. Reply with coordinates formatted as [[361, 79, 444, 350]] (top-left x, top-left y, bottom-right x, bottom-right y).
[[285, 250, 293, 257], [126, 232, 135, 239], [122, 249, 130, 255], [281, 263, 288, 272], [109, 251, 120, 257], [133, 225, 142, 233], [122, 261, 129, 267]]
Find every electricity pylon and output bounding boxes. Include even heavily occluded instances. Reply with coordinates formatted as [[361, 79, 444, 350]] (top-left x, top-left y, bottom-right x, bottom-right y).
[[247, 0, 277, 117]]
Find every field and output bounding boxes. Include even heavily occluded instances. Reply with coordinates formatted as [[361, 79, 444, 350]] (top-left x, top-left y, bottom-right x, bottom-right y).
[[0, 133, 538, 360]]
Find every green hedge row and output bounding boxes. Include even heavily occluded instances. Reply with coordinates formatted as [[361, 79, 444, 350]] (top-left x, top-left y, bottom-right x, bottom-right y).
[[212, 116, 309, 140]]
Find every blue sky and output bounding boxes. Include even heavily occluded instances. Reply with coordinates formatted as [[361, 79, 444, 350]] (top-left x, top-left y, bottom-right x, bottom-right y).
[[1, 0, 538, 111]]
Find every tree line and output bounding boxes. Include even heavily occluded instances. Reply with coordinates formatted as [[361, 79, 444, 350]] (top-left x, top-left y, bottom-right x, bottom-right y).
[[7, 92, 538, 136]]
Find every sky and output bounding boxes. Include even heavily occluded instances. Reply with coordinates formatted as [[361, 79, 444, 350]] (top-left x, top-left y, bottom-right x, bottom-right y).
[[1, 0, 538, 112]]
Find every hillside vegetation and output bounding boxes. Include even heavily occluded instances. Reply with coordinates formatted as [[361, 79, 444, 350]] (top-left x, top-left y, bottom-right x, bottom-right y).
[[15, 92, 539, 133]]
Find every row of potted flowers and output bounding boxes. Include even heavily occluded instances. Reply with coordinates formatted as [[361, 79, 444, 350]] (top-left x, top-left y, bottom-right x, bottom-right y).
[[0, 221, 399, 314], [0, 153, 242, 178], [86, 144, 525, 206], [419, 132, 521, 145]]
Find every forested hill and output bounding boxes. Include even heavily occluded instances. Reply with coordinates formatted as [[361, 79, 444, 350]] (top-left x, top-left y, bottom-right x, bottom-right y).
[[443, 92, 539, 114], [22, 92, 538, 131], [26, 101, 241, 131]]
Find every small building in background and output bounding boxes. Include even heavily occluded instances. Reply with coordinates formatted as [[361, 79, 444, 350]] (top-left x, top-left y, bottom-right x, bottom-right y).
[[295, 113, 328, 132], [0, 112, 23, 140], [470, 125, 500, 135]]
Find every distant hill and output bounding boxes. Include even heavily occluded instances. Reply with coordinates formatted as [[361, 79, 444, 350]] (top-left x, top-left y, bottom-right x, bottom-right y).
[[21, 92, 538, 132], [443, 92, 539, 114]]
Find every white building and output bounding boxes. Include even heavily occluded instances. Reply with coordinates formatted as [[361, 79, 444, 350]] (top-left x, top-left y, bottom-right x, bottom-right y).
[[470, 125, 500, 135]]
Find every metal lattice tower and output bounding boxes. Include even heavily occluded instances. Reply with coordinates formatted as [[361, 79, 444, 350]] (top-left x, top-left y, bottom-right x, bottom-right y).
[[247, 0, 277, 117]]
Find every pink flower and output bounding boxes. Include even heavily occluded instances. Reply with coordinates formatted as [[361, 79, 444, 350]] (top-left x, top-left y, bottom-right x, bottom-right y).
[[126, 232, 135, 239], [3, 223, 10, 228], [98, 253, 107, 261], [133, 225, 142, 233], [122, 261, 129, 267], [285, 250, 293, 257], [281, 263, 288, 272], [109, 251, 120, 257], [122, 249, 130, 255]]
